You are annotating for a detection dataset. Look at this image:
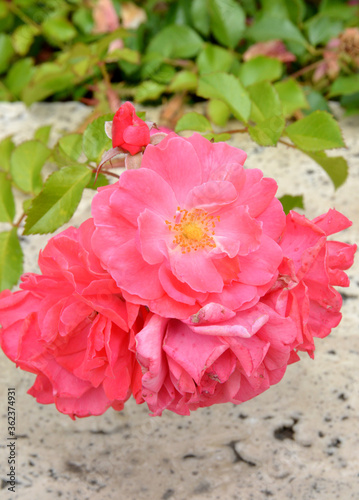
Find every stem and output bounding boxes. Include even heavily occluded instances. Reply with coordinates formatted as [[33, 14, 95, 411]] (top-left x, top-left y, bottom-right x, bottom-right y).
[[286, 60, 322, 80], [278, 139, 297, 149], [221, 127, 248, 134], [13, 213, 26, 228]]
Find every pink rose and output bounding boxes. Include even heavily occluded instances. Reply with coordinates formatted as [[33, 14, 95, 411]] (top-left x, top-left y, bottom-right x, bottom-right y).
[[92, 133, 285, 319], [135, 302, 297, 416], [0, 219, 143, 419], [111, 101, 150, 155], [264, 209, 356, 358]]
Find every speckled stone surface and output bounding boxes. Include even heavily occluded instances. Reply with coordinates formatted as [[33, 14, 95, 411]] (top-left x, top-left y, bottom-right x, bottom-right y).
[[0, 102, 358, 500]]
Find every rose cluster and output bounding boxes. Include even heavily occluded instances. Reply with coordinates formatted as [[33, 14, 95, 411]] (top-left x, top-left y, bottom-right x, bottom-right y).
[[0, 103, 356, 418]]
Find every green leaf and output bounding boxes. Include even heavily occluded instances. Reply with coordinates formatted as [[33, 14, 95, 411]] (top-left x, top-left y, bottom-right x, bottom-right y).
[[207, 99, 230, 127], [12, 24, 38, 56], [304, 151, 348, 189], [175, 112, 212, 133], [197, 73, 251, 123], [58, 133, 83, 161], [246, 16, 308, 46], [0, 33, 15, 74], [279, 194, 304, 214], [0, 136, 15, 172], [249, 115, 285, 146], [72, 6, 94, 34], [284, 0, 306, 24], [10, 140, 50, 194], [106, 47, 140, 64], [274, 79, 309, 117], [168, 70, 198, 92], [202, 132, 232, 142], [0, 172, 15, 222], [239, 56, 283, 87], [248, 81, 282, 121], [304, 89, 332, 114], [147, 25, 203, 59], [21, 64, 75, 105], [5, 58, 34, 97], [305, 15, 342, 46], [135, 81, 166, 103], [34, 125, 52, 145], [190, 0, 210, 36], [329, 75, 359, 97], [42, 16, 78, 45], [24, 166, 92, 235], [197, 44, 234, 75], [208, 0, 245, 49], [0, 229, 23, 291], [82, 114, 113, 162], [86, 172, 109, 190], [285, 111, 345, 151]]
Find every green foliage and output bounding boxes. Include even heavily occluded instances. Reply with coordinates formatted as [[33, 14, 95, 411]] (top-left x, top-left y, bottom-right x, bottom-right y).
[[175, 112, 212, 133], [10, 140, 51, 194], [238, 56, 283, 87], [208, 0, 245, 49], [0, 229, 23, 291], [82, 114, 113, 162], [274, 79, 309, 117], [279, 194, 304, 214]]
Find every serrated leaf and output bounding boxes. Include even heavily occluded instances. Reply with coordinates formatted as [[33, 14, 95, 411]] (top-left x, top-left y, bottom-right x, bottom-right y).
[[209, 0, 245, 49], [10, 140, 50, 194], [0, 229, 23, 291], [305, 15, 342, 46], [285, 111, 345, 151], [248, 81, 282, 121], [0, 136, 15, 172], [168, 71, 198, 92], [197, 44, 234, 75], [0, 172, 15, 222], [274, 78, 309, 117], [249, 115, 285, 146], [197, 73, 251, 123], [304, 151, 348, 189], [246, 16, 308, 46], [82, 114, 113, 162], [175, 112, 212, 133], [147, 25, 203, 59], [12, 24, 38, 55], [239, 56, 283, 87], [329, 75, 359, 97], [34, 125, 52, 145], [58, 133, 83, 161], [279, 194, 304, 214], [24, 165, 92, 235]]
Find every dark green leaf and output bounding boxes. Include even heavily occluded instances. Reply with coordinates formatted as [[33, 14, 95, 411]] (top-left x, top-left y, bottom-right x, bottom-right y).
[[209, 0, 245, 49], [190, 0, 211, 36], [246, 16, 308, 46], [285, 111, 345, 151], [147, 25, 203, 59], [279, 194, 304, 214], [175, 112, 212, 133], [304, 151, 348, 189], [304, 89, 332, 114], [10, 140, 50, 194], [197, 73, 251, 123], [305, 15, 342, 46], [24, 165, 92, 235], [0, 229, 23, 291], [0, 172, 15, 222], [82, 114, 113, 162], [329, 75, 359, 97], [197, 44, 234, 75], [275, 79, 309, 117], [21, 64, 75, 105], [239, 56, 283, 87]]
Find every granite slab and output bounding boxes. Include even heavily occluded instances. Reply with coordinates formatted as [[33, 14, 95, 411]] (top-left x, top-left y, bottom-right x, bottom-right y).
[[0, 102, 358, 500]]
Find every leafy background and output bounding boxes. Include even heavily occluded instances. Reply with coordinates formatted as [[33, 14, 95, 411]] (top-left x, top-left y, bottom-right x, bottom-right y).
[[0, 0, 358, 290]]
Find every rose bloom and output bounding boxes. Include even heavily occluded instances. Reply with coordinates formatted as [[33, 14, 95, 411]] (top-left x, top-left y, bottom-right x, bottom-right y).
[[264, 209, 356, 358], [92, 133, 285, 319], [0, 219, 143, 419], [111, 101, 150, 155], [135, 301, 297, 416]]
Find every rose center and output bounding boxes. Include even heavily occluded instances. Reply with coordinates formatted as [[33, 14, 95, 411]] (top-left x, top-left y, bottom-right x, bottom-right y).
[[165, 207, 219, 254]]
